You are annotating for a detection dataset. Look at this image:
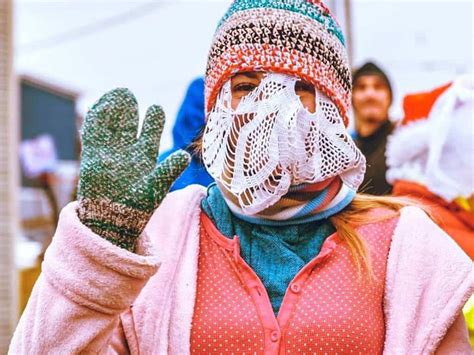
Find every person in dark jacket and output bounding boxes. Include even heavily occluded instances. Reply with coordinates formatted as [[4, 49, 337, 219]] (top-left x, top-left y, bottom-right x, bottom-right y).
[[352, 62, 394, 195], [160, 77, 213, 191]]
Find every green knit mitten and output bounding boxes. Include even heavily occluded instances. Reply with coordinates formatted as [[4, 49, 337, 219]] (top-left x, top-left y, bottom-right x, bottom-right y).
[[77, 88, 190, 251]]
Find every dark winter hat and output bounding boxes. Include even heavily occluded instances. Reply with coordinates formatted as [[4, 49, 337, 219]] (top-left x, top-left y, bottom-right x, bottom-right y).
[[352, 62, 393, 100]]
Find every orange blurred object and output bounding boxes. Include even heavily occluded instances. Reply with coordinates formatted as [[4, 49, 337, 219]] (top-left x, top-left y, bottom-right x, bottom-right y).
[[401, 82, 452, 125]]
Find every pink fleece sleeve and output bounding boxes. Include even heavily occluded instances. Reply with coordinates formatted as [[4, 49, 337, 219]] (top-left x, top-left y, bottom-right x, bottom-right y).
[[435, 313, 472, 354], [9, 202, 160, 354]]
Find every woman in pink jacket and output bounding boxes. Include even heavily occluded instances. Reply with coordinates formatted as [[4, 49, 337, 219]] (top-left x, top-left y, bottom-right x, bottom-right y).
[[10, 1, 473, 354]]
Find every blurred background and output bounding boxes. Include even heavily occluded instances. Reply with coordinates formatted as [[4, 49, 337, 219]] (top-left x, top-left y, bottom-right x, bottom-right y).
[[0, 0, 472, 351]]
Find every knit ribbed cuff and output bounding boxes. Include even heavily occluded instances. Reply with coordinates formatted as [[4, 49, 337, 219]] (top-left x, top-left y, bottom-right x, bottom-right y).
[[77, 198, 150, 252]]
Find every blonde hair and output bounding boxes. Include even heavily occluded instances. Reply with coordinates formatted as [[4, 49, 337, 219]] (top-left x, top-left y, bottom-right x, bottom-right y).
[[330, 194, 426, 279]]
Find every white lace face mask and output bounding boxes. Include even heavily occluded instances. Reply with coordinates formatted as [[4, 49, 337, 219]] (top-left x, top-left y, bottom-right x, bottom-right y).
[[202, 73, 366, 215]]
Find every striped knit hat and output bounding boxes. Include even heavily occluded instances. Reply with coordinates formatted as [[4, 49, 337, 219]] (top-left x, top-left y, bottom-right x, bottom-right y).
[[205, 0, 351, 125]]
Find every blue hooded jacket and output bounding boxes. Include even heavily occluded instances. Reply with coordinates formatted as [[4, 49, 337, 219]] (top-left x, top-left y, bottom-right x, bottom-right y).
[[160, 77, 213, 191]]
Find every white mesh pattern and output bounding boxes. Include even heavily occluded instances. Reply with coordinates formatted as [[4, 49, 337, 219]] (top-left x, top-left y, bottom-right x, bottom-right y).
[[202, 73, 365, 215]]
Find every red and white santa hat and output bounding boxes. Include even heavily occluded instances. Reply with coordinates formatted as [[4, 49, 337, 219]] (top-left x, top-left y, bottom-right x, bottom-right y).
[[386, 74, 474, 202]]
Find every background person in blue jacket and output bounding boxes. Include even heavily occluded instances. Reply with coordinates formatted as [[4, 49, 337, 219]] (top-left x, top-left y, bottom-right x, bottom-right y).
[[159, 77, 213, 191]]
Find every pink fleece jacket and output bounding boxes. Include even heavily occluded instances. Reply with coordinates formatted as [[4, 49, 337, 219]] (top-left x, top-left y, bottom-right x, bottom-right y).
[[9, 185, 474, 354]]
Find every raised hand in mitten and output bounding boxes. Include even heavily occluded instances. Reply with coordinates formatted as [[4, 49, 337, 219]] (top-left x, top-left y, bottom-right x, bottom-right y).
[[77, 88, 191, 251]]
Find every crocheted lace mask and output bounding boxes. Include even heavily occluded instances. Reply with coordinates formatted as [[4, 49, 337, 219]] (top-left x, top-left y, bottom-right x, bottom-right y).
[[202, 73, 366, 215]]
